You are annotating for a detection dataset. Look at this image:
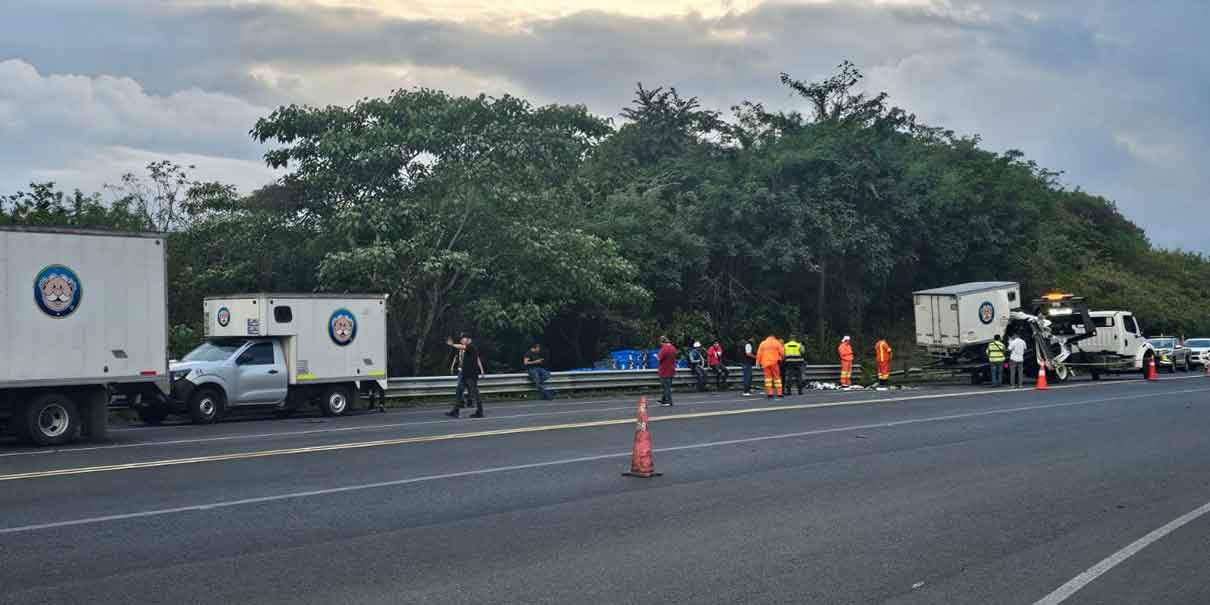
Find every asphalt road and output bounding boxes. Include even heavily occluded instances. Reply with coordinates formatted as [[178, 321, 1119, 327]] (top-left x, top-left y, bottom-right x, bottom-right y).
[[3, 375, 1210, 604]]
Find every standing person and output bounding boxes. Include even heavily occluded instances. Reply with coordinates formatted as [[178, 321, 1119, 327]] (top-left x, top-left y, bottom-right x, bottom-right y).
[[986, 335, 1007, 387], [1008, 332, 1027, 388], [688, 341, 708, 392], [756, 334, 785, 400], [446, 334, 486, 418], [656, 336, 678, 406], [783, 334, 806, 395], [523, 342, 554, 400], [874, 338, 893, 387], [741, 337, 757, 396], [707, 339, 729, 390], [838, 336, 855, 388]]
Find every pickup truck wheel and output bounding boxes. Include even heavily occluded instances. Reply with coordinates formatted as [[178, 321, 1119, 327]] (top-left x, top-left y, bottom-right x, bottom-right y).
[[319, 386, 350, 417], [1181, 357, 1191, 372], [188, 388, 222, 425], [23, 393, 81, 446], [137, 407, 169, 426]]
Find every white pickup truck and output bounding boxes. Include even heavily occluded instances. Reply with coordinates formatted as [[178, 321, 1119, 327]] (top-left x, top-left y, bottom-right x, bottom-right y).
[[135, 294, 389, 424]]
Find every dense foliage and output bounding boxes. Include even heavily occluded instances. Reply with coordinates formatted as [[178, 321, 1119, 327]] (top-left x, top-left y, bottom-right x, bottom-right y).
[[5, 65, 1208, 372]]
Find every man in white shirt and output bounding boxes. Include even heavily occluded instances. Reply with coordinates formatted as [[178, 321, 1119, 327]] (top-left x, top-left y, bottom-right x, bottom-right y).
[[1008, 333, 1028, 388]]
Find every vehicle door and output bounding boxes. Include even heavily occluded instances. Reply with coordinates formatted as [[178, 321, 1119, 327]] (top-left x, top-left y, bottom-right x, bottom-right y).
[[1121, 314, 1142, 356], [232, 341, 288, 404]]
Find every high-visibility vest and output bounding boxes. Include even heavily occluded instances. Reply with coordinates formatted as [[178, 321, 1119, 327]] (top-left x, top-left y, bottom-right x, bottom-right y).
[[784, 340, 803, 358], [875, 340, 892, 362], [988, 341, 1007, 362]]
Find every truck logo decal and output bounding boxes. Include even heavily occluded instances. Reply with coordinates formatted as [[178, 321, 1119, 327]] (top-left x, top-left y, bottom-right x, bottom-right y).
[[34, 265, 82, 318], [978, 301, 995, 325], [329, 309, 357, 346], [216, 307, 231, 327]]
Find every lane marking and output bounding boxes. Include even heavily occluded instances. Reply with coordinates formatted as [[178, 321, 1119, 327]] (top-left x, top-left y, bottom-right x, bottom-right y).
[[4, 388, 1207, 535], [7, 375, 1196, 459], [1034, 499, 1210, 604], [3, 384, 1207, 484]]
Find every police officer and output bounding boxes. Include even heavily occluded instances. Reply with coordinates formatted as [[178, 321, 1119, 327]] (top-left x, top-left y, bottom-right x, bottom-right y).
[[783, 334, 806, 395]]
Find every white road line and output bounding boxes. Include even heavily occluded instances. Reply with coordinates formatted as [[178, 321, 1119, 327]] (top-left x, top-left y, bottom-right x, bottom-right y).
[[1033, 499, 1210, 604], [4, 386, 1206, 535]]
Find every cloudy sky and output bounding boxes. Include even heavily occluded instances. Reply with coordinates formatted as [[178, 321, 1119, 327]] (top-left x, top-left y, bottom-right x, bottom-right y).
[[2, 0, 1206, 251]]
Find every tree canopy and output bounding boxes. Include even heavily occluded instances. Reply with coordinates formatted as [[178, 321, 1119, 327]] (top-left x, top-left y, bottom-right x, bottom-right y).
[[6, 64, 1208, 372]]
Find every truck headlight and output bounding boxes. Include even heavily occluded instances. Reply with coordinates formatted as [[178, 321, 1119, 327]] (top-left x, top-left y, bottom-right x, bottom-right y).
[[170, 369, 192, 382]]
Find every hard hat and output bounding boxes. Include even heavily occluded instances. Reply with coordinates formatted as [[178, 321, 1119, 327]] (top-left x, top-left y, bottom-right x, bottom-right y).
[[842, 335, 851, 342], [694, 341, 702, 348]]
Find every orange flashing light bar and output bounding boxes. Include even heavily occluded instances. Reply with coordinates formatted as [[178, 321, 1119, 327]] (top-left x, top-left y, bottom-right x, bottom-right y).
[[1042, 292, 1074, 301]]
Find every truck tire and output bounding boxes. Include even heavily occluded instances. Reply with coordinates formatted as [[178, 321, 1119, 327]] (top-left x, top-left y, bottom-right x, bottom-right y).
[[1141, 354, 1153, 380], [188, 388, 223, 425], [138, 406, 169, 426], [318, 385, 351, 417], [1181, 357, 1191, 373], [22, 393, 81, 446]]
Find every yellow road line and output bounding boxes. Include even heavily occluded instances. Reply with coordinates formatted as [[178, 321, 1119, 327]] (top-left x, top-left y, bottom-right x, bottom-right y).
[[0, 376, 1196, 482]]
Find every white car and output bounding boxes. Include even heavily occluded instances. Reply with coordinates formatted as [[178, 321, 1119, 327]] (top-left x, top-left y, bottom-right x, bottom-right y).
[[1186, 338, 1210, 367]]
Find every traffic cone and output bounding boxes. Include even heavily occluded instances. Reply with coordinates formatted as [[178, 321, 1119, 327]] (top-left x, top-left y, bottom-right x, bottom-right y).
[[623, 396, 661, 478], [1035, 364, 1049, 391], [1147, 357, 1158, 381]]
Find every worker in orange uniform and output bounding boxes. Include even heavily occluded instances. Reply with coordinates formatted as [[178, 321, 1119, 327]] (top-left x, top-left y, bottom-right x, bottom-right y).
[[838, 335, 855, 388], [756, 334, 785, 400], [874, 338, 893, 387]]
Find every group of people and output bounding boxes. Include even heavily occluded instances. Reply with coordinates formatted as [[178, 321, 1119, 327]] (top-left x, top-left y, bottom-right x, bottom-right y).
[[655, 334, 894, 405], [445, 331, 901, 417], [986, 333, 1029, 388], [444, 335, 556, 419]]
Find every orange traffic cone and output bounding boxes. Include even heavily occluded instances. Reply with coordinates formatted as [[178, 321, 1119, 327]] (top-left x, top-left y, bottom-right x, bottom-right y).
[[623, 396, 660, 478], [1147, 357, 1158, 381], [1035, 363, 1049, 390]]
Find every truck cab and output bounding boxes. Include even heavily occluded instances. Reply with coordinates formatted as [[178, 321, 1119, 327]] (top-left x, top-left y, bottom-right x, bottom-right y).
[[168, 338, 291, 422], [1071, 311, 1155, 379]]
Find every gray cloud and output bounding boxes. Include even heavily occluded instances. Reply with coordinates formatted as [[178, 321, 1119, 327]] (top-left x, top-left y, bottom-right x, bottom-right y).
[[1, 0, 1206, 251]]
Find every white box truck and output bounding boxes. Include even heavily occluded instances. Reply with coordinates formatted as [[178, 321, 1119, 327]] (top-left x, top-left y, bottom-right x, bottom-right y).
[[914, 281, 1021, 360], [140, 294, 388, 424], [1, 226, 168, 445]]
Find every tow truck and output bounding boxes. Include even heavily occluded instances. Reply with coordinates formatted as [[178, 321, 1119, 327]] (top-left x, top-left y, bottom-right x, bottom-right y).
[[1006, 293, 1156, 382]]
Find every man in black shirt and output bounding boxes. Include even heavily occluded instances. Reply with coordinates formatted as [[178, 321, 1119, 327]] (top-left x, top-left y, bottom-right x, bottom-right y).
[[446, 334, 486, 418], [523, 343, 554, 400]]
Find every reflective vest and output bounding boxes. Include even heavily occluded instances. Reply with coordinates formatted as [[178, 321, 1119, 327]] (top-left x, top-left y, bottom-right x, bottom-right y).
[[988, 340, 1007, 363], [784, 340, 804, 360], [875, 340, 892, 363]]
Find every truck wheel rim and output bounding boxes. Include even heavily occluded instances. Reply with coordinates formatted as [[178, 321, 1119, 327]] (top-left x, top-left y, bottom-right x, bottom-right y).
[[198, 398, 216, 417], [329, 394, 347, 413], [38, 404, 70, 438]]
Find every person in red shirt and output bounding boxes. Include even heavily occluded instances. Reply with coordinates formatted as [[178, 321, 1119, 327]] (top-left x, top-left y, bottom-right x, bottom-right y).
[[656, 336, 679, 406], [706, 339, 728, 391]]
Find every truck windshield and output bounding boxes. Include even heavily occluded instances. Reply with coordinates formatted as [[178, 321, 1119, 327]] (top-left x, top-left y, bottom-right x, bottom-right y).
[[183, 340, 247, 362], [1187, 339, 1210, 348], [1148, 338, 1175, 349]]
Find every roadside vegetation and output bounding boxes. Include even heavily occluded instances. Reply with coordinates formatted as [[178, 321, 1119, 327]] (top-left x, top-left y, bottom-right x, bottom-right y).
[[5, 63, 1208, 373]]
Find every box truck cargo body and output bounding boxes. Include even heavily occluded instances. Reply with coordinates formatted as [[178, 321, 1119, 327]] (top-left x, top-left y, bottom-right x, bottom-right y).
[[0, 226, 168, 445], [151, 294, 388, 424], [914, 282, 1021, 359]]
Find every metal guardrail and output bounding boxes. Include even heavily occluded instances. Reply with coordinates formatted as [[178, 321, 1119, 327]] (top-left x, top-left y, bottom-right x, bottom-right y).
[[384, 364, 862, 399]]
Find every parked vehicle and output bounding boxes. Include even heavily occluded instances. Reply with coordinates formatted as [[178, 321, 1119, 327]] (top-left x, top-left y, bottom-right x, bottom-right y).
[[1183, 338, 1210, 368], [134, 294, 388, 424], [1147, 336, 1193, 373], [0, 226, 168, 444]]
